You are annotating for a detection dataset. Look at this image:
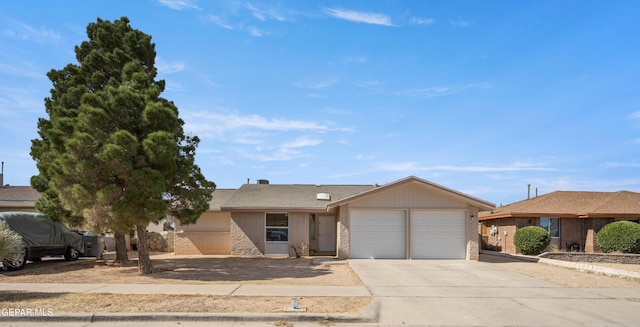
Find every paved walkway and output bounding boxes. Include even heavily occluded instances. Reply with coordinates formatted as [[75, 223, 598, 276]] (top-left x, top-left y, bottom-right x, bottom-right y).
[[0, 282, 371, 297]]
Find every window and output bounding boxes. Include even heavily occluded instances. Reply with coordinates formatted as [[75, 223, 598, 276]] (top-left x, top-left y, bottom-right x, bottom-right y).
[[266, 213, 288, 242], [310, 214, 316, 241], [540, 217, 560, 238]]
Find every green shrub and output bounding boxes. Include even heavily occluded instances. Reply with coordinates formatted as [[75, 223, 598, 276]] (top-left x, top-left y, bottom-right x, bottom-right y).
[[513, 226, 551, 255], [596, 221, 640, 254]]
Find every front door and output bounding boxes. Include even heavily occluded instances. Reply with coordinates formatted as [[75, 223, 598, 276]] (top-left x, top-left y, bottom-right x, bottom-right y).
[[318, 215, 336, 252]]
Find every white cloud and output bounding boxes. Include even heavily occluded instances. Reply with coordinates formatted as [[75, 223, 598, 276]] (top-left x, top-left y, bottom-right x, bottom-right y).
[[355, 80, 381, 88], [3, 22, 61, 44], [604, 162, 640, 168], [157, 0, 199, 11], [345, 56, 367, 63], [294, 77, 338, 90], [238, 137, 320, 162], [282, 137, 322, 148], [156, 58, 185, 74], [410, 17, 435, 25], [324, 8, 393, 26], [396, 82, 493, 98], [245, 3, 287, 22], [0, 62, 43, 79], [355, 154, 375, 160], [246, 26, 265, 37], [451, 17, 471, 27], [185, 111, 330, 138], [374, 161, 556, 173], [209, 16, 234, 30], [628, 111, 640, 119]]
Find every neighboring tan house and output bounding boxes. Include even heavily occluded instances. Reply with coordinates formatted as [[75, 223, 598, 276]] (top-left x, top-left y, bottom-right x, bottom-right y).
[[174, 176, 495, 260], [478, 190, 640, 254], [0, 186, 40, 213]]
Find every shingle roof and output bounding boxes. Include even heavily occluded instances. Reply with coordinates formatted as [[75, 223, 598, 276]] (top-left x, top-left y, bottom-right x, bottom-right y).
[[479, 190, 640, 220], [208, 189, 236, 211], [220, 184, 376, 211], [0, 186, 41, 209]]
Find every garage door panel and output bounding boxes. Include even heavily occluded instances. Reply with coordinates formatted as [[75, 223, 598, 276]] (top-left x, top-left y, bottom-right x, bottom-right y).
[[351, 211, 405, 259], [411, 211, 466, 259]]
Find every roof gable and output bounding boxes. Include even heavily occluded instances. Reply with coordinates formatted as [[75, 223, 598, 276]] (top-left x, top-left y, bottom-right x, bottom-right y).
[[327, 176, 495, 210]]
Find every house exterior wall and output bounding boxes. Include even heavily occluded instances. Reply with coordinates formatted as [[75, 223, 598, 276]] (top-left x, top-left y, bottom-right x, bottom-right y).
[[467, 205, 480, 260], [339, 184, 481, 260], [174, 211, 231, 255], [337, 204, 350, 259], [230, 212, 264, 256], [288, 212, 310, 257], [348, 183, 467, 209], [482, 217, 616, 254]]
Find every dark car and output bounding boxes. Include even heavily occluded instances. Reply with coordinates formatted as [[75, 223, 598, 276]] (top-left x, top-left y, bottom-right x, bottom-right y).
[[0, 211, 85, 271]]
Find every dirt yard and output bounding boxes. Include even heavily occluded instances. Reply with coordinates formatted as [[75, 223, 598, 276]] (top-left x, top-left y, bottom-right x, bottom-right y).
[[2, 252, 640, 315], [0, 252, 362, 285], [0, 252, 369, 314], [479, 253, 640, 288]]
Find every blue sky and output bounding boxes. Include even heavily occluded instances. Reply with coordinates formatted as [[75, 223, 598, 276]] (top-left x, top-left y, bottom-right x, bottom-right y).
[[1, 1, 639, 205]]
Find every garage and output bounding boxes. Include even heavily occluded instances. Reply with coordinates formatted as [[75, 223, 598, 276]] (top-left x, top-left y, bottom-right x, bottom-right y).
[[350, 210, 405, 259], [411, 211, 466, 259], [328, 176, 495, 260]]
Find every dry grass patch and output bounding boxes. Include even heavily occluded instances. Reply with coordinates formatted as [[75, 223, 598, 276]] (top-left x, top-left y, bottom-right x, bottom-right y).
[[0, 292, 371, 314], [1, 254, 362, 286]]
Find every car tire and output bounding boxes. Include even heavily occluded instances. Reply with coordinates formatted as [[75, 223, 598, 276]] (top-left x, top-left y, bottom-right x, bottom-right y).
[[3, 251, 26, 271], [64, 247, 80, 261]]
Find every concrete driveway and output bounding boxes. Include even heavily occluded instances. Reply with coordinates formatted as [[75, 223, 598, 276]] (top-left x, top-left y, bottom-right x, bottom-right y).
[[349, 259, 640, 326]]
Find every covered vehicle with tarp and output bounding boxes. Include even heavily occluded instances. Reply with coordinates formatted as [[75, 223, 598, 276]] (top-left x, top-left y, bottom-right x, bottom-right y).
[[0, 211, 84, 271]]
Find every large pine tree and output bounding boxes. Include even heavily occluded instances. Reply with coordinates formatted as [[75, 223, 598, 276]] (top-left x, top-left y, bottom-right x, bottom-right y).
[[30, 17, 214, 274]]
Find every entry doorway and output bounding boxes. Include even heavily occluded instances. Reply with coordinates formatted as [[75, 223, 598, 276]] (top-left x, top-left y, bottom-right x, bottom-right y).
[[318, 215, 336, 252], [309, 214, 337, 255]]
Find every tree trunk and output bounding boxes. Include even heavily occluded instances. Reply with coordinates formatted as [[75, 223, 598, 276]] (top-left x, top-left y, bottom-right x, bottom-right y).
[[114, 231, 129, 264], [136, 225, 153, 274]]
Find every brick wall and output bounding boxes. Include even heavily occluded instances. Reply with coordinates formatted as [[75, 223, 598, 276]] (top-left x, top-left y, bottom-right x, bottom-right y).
[[288, 212, 310, 257], [337, 204, 349, 259], [541, 252, 640, 264], [174, 231, 230, 254], [467, 205, 479, 260], [230, 212, 264, 256]]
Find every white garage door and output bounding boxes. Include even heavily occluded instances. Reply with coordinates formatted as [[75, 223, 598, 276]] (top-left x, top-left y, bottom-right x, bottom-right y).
[[411, 211, 466, 259], [350, 211, 405, 259]]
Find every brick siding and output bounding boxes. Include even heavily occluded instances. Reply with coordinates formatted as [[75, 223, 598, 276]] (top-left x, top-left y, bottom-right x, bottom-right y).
[[230, 212, 264, 256], [174, 231, 230, 254]]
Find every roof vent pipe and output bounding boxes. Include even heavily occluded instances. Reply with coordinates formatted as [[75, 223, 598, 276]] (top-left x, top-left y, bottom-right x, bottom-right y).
[[0, 161, 3, 188], [256, 179, 269, 185], [527, 184, 531, 200], [536, 187, 538, 198]]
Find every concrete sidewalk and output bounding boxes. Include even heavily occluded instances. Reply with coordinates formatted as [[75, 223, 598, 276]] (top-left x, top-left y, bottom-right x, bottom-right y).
[[0, 282, 371, 297], [0, 282, 374, 324]]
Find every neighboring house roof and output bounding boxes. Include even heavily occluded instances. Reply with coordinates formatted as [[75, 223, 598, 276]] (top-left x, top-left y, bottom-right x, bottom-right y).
[[327, 175, 496, 211], [208, 189, 236, 211], [220, 183, 376, 212], [0, 186, 40, 210], [479, 190, 640, 220]]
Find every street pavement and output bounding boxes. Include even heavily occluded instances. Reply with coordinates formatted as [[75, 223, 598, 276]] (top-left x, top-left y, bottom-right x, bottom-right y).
[[2, 255, 640, 326]]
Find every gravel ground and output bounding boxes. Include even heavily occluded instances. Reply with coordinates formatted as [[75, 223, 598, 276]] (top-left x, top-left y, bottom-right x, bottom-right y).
[[479, 253, 640, 288]]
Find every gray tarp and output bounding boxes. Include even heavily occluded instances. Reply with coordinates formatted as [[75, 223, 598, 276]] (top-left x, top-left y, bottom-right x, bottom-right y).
[[0, 211, 84, 253]]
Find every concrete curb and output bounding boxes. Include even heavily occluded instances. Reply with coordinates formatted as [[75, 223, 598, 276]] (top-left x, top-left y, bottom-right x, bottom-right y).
[[480, 250, 640, 281], [0, 312, 376, 323]]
